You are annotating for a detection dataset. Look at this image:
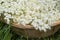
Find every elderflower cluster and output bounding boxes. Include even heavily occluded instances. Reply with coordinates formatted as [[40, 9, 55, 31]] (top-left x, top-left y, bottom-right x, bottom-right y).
[[0, 0, 60, 32]]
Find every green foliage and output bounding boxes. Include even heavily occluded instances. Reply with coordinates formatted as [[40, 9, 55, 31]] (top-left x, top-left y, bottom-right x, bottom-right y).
[[0, 22, 11, 40], [0, 22, 60, 40]]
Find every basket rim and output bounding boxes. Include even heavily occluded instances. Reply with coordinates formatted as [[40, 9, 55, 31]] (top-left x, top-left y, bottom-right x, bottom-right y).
[[12, 20, 60, 29], [0, 16, 60, 29], [12, 22, 34, 29]]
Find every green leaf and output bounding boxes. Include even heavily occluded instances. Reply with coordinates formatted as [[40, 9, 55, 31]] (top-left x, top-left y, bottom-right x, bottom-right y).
[[3, 32, 12, 40], [3, 26, 11, 40]]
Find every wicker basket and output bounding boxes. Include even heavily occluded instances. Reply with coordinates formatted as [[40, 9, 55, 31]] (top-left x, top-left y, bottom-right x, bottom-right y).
[[0, 16, 60, 38]]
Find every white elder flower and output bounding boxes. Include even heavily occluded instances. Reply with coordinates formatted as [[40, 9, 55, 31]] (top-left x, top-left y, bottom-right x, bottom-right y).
[[4, 13, 12, 19], [0, 0, 60, 32], [6, 18, 10, 24], [4, 17, 10, 24], [19, 19, 28, 26], [44, 24, 51, 29], [0, 5, 4, 13], [38, 27, 43, 31], [31, 22, 39, 30], [41, 27, 47, 32]]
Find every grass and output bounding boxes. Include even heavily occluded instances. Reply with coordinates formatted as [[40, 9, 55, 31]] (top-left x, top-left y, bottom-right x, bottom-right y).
[[0, 22, 60, 40]]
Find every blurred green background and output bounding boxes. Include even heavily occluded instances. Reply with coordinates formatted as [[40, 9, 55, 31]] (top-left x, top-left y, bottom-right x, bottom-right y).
[[0, 22, 60, 40]]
